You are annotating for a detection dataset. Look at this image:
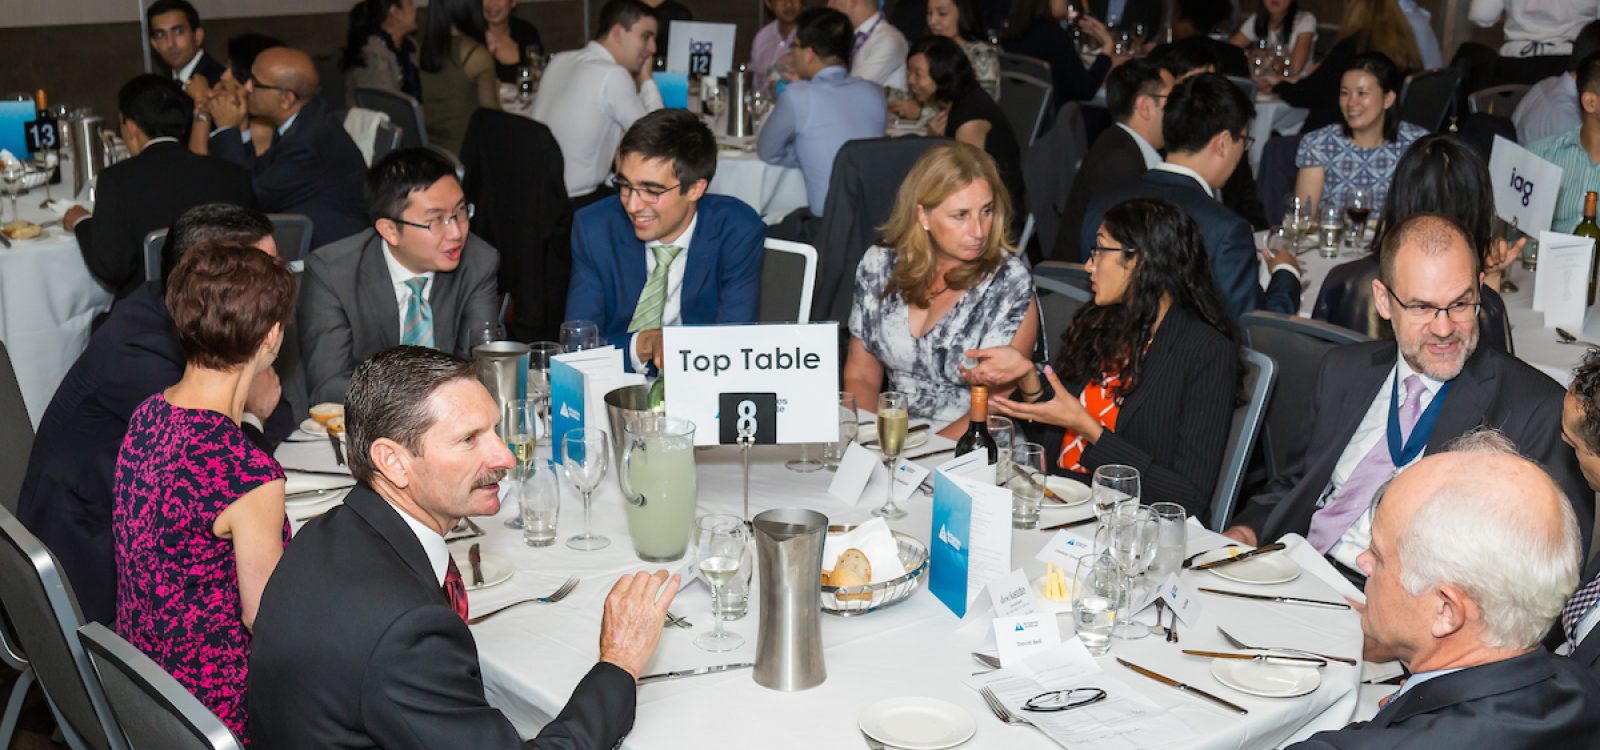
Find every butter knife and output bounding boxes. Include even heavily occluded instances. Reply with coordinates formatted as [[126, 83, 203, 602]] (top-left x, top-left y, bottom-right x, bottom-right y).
[[1181, 650, 1328, 668], [328, 433, 346, 466], [1191, 543, 1288, 571], [636, 662, 754, 685], [468, 543, 484, 586], [1117, 658, 1249, 715], [1199, 587, 1352, 609]]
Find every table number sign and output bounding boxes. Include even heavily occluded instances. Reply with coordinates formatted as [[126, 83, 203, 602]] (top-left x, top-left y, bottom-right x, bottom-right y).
[[1488, 135, 1563, 236], [664, 21, 737, 78], [23, 117, 57, 153], [661, 323, 839, 446], [930, 466, 1013, 618]]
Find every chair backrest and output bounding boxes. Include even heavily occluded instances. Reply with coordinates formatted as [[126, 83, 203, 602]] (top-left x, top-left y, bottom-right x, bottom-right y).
[[1467, 83, 1531, 116], [1240, 311, 1370, 484], [79, 623, 242, 750], [997, 51, 1051, 83], [759, 239, 818, 324], [1210, 348, 1276, 531], [312, 53, 347, 114], [1399, 67, 1464, 132], [0, 507, 124, 750], [143, 229, 168, 284], [266, 214, 314, 264], [0, 342, 32, 516], [352, 87, 428, 149], [1226, 75, 1257, 100], [1032, 262, 1092, 361], [373, 120, 403, 163], [999, 71, 1052, 147]]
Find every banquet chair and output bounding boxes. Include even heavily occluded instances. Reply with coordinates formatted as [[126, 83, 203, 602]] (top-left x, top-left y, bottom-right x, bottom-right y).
[[78, 623, 241, 750], [0, 507, 128, 750], [0, 342, 31, 517], [999, 72, 1053, 147], [1239, 311, 1370, 488], [997, 52, 1051, 84], [1466, 84, 1531, 117], [1033, 273, 1091, 363], [266, 214, 314, 265], [1023, 103, 1088, 259], [352, 87, 428, 150], [1209, 348, 1276, 531], [1399, 67, 1464, 132], [142, 229, 168, 284], [758, 239, 817, 324]]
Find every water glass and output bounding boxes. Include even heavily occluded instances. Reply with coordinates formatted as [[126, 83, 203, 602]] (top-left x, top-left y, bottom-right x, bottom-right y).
[[1072, 552, 1126, 656], [475, 319, 505, 347], [1009, 442, 1046, 529], [562, 428, 610, 551], [1147, 502, 1187, 581], [1091, 464, 1140, 521], [694, 515, 749, 651], [559, 320, 601, 352], [1098, 504, 1157, 639], [520, 459, 561, 546], [987, 415, 1015, 485], [1318, 202, 1344, 258], [822, 392, 858, 469]]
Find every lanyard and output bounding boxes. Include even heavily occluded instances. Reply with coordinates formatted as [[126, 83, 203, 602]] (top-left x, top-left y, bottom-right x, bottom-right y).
[[1387, 372, 1451, 468]]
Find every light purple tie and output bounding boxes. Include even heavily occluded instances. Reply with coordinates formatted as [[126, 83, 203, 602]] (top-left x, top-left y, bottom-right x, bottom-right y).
[[1307, 375, 1425, 554], [852, 30, 869, 59]]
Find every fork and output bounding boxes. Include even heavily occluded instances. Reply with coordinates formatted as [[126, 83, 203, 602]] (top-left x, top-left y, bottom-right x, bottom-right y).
[[466, 577, 580, 624], [978, 687, 1029, 726]]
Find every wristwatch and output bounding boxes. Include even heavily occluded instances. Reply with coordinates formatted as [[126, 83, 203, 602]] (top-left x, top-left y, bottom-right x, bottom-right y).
[[193, 111, 211, 123]]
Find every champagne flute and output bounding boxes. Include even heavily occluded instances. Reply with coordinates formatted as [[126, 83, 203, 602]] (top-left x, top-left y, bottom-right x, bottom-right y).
[[694, 515, 750, 651], [1, 162, 24, 222], [562, 428, 611, 551], [559, 320, 601, 352], [873, 392, 910, 519], [1091, 464, 1140, 522], [501, 398, 539, 529], [528, 341, 561, 444]]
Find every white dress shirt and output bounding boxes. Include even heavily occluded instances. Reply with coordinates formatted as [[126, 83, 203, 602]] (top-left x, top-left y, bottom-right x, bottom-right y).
[[851, 13, 908, 90], [383, 240, 436, 342], [1117, 123, 1162, 169], [1469, 0, 1600, 56], [173, 51, 204, 85], [1513, 74, 1581, 146], [629, 212, 698, 371], [532, 41, 664, 197], [383, 499, 450, 586], [1324, 357, 1444, 570], [1153, 161, 1215, 198]]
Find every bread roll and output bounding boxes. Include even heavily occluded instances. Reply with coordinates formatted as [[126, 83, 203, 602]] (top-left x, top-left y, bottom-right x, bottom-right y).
[[829, 548, 873, 602], [309, 402, 344, 426]]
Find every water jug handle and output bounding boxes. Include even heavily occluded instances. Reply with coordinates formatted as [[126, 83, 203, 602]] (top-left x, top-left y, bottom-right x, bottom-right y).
[[619, 433, 647, 507]]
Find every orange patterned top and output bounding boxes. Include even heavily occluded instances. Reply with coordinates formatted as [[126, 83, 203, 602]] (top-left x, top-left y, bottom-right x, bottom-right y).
[[1056, 372, 1123, 472]]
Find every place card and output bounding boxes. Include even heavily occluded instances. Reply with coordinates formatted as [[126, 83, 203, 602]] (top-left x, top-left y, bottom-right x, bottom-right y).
[[1154, 573, 1203, 627], [1035, 529, 1098, 567], [1533, 231, 1597, 330], [988, 568, 1039, 618], [929, 468, 1014, 618], [826, 442, 877, 503], [994, 612, 1062, 667]]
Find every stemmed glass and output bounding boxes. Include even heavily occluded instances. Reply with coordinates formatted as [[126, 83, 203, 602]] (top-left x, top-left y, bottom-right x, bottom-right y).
[[747, 86, 772, 127], [559, 320, 601, 352], [1345, 188, 1373, 247], [32, 151, 55, 203], [528, 341, 561, 444], [2, 162, 25, 223], [704, 79, 727, 125], [1091, 464, 1140, 522], [822, 391, 858, 470], [1098, 504, 1157, 639], [516, 65, 535, 104], [502, 398, 539, 529], [872, 391, 910, 519], [693, 515, 750, 652], [475, 318, 505, 347], [562, 428, 611, 551]]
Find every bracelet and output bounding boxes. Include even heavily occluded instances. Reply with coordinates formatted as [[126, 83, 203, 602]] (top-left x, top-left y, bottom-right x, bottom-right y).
[[1019, 386, 1043, 400], [193, 111, 211, 123]]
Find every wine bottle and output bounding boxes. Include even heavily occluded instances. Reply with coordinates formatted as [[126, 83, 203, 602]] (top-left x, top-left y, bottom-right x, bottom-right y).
[[954, 385, 997, 463], [34, 89, 47, 120], [1578, 192, 1600, 306]]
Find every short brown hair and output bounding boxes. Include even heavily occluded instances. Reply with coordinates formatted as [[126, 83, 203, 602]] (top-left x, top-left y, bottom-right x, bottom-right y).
[[165, 240, 297, 370], [1378, 212, 1478, 286], [879, 142, 1016, 308], [345, 346, 478, 484]]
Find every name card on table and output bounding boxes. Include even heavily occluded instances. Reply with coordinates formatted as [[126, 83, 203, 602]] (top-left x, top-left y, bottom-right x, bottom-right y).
[[929, 467, 1013, 618], [826, 442, 930, 506], [661, 323, 840, 446], [994, 612, 1062, 668], [1532, 231, 1597, 329], [1489, 136, 1564, 235], [549, 347, 624, 462], [664, 21, 738, 77]]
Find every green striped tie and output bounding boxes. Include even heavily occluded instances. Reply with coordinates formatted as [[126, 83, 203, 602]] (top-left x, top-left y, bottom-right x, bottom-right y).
[[401, 277, 434, 348], [627, 244, 683, 333]]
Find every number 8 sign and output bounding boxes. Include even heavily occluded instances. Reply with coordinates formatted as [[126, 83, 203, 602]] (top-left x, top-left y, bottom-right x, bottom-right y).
[[718, 392, 776, 444]]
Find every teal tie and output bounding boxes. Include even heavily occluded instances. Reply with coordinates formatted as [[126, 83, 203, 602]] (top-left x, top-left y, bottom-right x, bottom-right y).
[[401, 277, 434, 348], [627, 245, 683, 333]]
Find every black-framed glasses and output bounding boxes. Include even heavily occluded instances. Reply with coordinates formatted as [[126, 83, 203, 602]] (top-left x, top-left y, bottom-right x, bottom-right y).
[[389, 204, 475, 234], [610, 175, 682, 204], [1087, 245, 1138, 259], [1382, 285, 1480, 323], [1235, 131, 1256, 150], [1023, 687, 1108, 713]]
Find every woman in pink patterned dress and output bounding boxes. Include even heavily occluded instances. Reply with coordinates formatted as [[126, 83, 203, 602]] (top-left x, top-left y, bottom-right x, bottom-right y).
[[112, 240, 297, 743]]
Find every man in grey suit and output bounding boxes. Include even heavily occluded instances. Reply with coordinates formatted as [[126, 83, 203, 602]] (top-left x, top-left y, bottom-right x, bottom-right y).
[[299, 148, 500, 404]]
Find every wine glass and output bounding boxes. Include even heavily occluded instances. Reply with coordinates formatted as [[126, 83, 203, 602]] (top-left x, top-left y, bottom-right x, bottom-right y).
[[1131, 22, 1148, 44], [822, 391, 858, 470], [1099, 504, 1157, 639], [32, 150, 56, 203], [559, 320, 601, 352], [1, 162, 24, 222], [516, 65, 535, 104], [693, 515, 750, 652], [1345, 188, 1373, 246], [873, 392, 910, 519], [747, 86, 772, 126], [704, 79, 726, 123], [562, 428, 611, 551], [476, 318, 505, 347], [1091, 464, 1140, 522], [1283, 194, 1315, 246], [528, 341, 561, 444]]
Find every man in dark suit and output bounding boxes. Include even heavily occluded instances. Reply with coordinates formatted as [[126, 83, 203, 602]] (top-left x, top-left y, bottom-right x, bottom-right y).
[[208, 46, 369, 250], [1079, 73, 1299, 320], [1087, 0, 1161, 36], [299, 148, 501, 405], [146, 0, 225, 88], [249, 346, 680, 750], [566, 109, 764, 373], [1053, 58, 1169, 261], [17, 204, 293, 624], [1554, 349, 1600, 672], [1288, 442, 1600, 748], [1149, 40, 1270, 230], [1226, 214, 1594, 577], [62, 75, 254, 300], [1157, 0, 1249, 78]]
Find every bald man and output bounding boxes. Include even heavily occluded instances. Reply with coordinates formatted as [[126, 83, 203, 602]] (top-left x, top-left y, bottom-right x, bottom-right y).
[[209, 46, 368, 250], [1289, 436, 1600, 747]]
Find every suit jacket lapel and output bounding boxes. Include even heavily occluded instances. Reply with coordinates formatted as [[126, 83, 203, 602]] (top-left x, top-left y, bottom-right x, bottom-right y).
[[1119, 307, 1191, 427], [1424, 345, 1496, 456], [1372, 651, 1552, 727], [430, 262, 460, 354], [680, 209, 715, 322], [358, 233, 402, 348], [620, 220, 648, 321], [344, 484, 441, 591]]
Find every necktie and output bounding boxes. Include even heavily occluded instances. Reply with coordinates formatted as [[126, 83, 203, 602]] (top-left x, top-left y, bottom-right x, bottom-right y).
[[444, 556, 470, 623], [401, 277, 434, 348], [852, 30, 869, 59], [627, 245, 683, 333], [1307, 374, 1426, 553], [1562, 573, 1600, 644]]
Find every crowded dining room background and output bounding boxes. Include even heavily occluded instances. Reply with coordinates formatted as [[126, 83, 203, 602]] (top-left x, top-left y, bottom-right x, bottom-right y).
[[5, 0, 1600, 747]]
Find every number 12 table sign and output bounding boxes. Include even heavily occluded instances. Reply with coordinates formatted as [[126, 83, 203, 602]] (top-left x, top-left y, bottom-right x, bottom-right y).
[[660, 323, 840, 446]]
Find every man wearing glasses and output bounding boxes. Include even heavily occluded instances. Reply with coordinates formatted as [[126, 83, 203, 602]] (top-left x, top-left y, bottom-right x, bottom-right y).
[[1225, 213, 1591, 589], [208, 46, 368, 250], [298, 148, 502, 403], [566, 109, 764, 373]]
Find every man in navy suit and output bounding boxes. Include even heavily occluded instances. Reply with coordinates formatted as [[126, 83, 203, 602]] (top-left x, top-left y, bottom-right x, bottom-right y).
[[565, 109, 765, 373], [1080, 72, 1300, 321]]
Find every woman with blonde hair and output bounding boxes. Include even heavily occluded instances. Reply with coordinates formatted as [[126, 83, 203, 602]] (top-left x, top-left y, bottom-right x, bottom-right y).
[[845, 141, 1038, 437], [1258, 0, 1422, 132]]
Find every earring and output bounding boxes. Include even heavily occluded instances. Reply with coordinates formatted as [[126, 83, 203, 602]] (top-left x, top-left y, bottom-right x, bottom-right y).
[[922, 225, 930, 232]]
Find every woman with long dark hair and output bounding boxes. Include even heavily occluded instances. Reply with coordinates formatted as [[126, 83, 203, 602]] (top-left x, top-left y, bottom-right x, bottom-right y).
[[343, 0, 421, 99], [1258, 0, 1422, 133], [418, 0, 499, 154], [925, 0, 1000, 99], [1001, 0, 1126, 107], [1294, 52, 1427, 212], [967, 198, 1241, 519], [1230, 0, 1316, 76]]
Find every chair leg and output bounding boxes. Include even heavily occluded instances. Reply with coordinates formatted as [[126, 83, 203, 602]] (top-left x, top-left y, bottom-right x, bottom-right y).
[[0, 666, 34, 749]]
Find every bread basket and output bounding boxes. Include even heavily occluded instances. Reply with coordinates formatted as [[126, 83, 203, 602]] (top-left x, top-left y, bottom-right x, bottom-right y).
[[819, 525, 929, 616]]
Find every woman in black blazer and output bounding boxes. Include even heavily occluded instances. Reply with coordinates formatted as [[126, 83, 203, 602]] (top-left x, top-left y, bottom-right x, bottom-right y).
[[966, 198, 1241, 519]]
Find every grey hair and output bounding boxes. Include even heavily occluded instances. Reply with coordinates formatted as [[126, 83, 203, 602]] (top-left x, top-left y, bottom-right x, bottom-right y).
[[1440, 426, 1522, 456], [345, 346, 478, 484]]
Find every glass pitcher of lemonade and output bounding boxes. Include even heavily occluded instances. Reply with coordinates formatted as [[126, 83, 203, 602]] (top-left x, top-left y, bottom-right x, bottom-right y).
[[619, 415, 699, 561]]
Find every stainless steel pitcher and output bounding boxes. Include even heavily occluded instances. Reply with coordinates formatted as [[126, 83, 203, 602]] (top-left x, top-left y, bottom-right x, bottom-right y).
[[66, 113, 109, 196], [752, 508, 828, 691], [472, 341, 529, 433], [726, 64, 752, 138]]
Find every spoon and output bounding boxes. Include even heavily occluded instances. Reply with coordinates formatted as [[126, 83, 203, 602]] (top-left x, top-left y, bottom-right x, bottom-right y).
[[1556, 328, 1600, 348]]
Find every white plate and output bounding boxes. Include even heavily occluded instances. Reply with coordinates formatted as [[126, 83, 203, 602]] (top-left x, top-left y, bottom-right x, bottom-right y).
[[856, 424, 931, 452], [1043, 476, 1091, 507], [450, 552, 513, 591], [858, 697, 976, 750], [1210, 650, 1322, 698], [1190, 546, 1301, 585], [298, 418, 328, 436]]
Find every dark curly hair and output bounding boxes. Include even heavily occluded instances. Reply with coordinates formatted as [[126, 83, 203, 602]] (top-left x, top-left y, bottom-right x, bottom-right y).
[[1055, 198, 1239, 400], [1571, 349, 1600, 455]]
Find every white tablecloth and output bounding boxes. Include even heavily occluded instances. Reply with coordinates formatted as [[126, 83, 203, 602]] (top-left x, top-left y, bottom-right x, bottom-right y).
[[709, 150, 807, 225]]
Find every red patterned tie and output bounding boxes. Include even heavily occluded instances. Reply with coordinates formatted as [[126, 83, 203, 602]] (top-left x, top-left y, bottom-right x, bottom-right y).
[[444, 557, 470, 623]]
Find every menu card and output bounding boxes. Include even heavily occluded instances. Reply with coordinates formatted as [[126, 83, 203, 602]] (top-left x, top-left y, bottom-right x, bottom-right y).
[[929, 461, 1013, 618], [549, 347, 623, 463], [1533, 231, 1598, 330]]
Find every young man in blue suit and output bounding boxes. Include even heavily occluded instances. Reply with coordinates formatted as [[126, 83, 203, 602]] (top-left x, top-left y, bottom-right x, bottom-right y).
[[566, 109, 765, 373]]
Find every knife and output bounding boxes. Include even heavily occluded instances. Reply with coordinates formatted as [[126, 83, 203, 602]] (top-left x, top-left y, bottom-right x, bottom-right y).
[[328, 433, 346, 466], [1039, 517, 1096, 531], [1191, 543, 1288, 571], [636, 662, 754, 685], [285, 485, 354, 501], [1117, 658, 1249, 715], [468, 543, 484, 586], [1181, 650, 1328, 668], [1199, 588, 1352, 609]]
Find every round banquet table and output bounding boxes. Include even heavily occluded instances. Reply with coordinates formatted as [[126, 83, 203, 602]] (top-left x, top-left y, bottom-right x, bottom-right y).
[[708, 148, 808, 225], [282, 431, 1364, 749]]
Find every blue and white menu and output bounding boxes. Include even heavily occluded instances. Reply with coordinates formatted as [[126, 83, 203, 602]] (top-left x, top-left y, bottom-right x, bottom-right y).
[[929, 452, 1013, 618], [548, 346, 624, 463]]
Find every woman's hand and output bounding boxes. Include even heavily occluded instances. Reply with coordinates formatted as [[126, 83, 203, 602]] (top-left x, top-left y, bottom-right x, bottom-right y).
[[929, 107, 950, 136], [1482, 235, 1525, 291], [960, 346, 1033, 386], [990, 366, 1102, 441], [888, 98, 922, 120], [486, 28, 520, 65]]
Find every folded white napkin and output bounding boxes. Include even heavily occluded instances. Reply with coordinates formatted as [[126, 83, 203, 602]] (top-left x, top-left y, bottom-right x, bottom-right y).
[[822, 517, 904, 584]]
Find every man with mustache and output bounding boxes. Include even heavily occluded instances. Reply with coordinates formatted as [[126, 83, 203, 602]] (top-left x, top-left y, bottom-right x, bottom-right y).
[[1224, 213, 1592, 587], [249, 345, 680, 748]]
